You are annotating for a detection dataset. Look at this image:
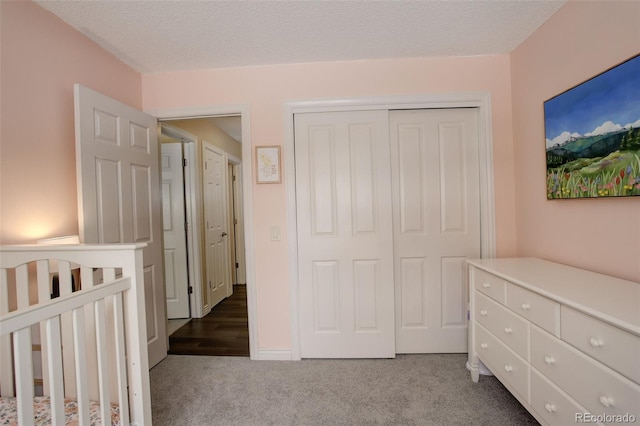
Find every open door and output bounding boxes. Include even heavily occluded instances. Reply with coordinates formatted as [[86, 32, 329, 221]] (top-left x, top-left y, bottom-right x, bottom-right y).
[[74, 84, 168, 368], [203, 142, 230, 310], [162, 142, 191, 319]]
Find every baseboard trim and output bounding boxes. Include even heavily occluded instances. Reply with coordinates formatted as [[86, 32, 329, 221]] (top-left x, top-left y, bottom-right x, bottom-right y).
[[256, 348, 293, 361]]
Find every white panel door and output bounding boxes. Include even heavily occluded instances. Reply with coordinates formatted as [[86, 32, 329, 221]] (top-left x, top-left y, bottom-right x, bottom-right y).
[[295, 111, 395, 358], [203, 142, 230, 309], [74, 84, 167, 367], [161, 143, 190, 319], [391, 108, 481, 353]]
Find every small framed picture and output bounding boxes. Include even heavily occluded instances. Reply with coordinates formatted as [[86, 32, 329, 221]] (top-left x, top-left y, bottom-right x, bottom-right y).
[[255, 146, 281, 184]]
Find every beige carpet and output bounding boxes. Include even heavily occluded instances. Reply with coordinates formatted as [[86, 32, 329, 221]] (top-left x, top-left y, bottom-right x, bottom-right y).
[[150, 353, 538, 425]]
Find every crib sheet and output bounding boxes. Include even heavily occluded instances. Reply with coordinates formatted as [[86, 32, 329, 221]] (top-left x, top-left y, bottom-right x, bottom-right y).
[[0, 396, 120, 425]]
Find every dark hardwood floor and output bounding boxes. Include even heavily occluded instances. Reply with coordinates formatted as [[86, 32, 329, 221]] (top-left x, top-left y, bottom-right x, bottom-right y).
[[168, 284, 249, 357]]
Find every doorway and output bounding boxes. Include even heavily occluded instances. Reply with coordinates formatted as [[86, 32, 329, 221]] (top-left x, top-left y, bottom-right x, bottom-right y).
[[159, 116, 251, 357]]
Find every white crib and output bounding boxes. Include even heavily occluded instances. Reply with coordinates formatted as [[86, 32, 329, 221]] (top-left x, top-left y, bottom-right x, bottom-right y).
[[0, 244, 152, 425]]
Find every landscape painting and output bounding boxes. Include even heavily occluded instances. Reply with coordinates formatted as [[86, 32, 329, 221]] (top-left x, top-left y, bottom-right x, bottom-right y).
[[544, 54, 640, 199]]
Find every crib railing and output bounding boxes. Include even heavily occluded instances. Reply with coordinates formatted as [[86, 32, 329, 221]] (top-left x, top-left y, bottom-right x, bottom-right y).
[[0, 244, 152, 425]]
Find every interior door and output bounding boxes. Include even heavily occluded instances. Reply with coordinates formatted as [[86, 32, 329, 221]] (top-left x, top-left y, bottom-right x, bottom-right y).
[[203, 142, 230, 309], [390, 108, 481, 353], [295, 110, 395, 358], [74, 84, 167, 367], [161, 142, 191, 319]]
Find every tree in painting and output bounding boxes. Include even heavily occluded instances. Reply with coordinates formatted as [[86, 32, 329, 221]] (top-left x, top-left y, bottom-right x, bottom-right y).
[[544, 54, 640, 199]]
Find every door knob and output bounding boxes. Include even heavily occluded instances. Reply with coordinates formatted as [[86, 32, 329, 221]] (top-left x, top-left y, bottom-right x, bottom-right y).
[[221, 232, 228, 237]]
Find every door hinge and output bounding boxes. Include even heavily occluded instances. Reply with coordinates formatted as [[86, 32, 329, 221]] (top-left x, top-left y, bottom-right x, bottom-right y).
[[232, 175, 236, 181], [235, 262, 239, 269], [205, 162, 208, 170], [184, 222, 189, 231], [188, 286, 193, 294], [183, 158, 188, 167], [234, 219, 238, 225]]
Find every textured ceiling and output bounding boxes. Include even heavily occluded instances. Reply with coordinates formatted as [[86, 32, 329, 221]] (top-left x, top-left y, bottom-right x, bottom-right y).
[[36, 0, 567, 74]]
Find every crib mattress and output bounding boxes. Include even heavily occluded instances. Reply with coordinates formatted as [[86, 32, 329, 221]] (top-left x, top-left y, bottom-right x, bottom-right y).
[[0, 396, 120, 425]]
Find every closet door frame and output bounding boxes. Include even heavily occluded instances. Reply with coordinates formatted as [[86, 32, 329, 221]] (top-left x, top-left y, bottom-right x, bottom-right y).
[[284, 92, 496, 361]]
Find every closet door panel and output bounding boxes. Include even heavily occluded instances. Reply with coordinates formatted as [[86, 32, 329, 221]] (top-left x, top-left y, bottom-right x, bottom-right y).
[[392, 108, 481, 353], [295, 111, 395, 358]]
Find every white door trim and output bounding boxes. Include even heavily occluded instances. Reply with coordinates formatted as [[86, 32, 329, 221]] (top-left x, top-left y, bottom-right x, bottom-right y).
[[284, 92, 496, 360], [160, 124, 204, 319], [149, 105, 258, 360]]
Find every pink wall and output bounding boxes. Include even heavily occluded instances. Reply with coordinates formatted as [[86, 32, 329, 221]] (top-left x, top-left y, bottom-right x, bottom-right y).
[[0, 1, 142, 244], [143, 56, 517, 348], [6, 0, 635, 355], [511, 1, 640, 283]]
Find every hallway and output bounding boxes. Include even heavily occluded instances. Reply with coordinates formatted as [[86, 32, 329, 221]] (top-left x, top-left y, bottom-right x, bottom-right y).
[[168, 285, 249, 357]]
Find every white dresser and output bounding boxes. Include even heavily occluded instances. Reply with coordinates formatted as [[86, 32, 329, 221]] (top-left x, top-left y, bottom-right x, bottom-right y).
[[467, 258, 640, 426]]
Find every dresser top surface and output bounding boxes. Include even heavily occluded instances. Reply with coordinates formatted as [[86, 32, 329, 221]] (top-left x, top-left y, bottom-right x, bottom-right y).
[[468, 257, 640, 335]]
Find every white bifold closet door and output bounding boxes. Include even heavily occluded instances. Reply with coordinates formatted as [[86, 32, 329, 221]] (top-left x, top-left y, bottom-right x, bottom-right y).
[[391, 109, 480, 353], [295, 108, 481, 358], [295, 111, 396, 358]]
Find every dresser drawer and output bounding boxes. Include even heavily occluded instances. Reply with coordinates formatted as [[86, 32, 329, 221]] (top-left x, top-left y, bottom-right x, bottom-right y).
[[531, 326, 640, 420], [475, 292, 529, 359], [561, 306, 640, 384], [506, 283, 560, 336], [473, 267, 506, 303], [476, 323, 529, 401], [531, 368, 588, 426]]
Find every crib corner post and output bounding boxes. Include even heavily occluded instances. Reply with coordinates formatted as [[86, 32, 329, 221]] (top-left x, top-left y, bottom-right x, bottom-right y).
[[123, 246, 152, 425]]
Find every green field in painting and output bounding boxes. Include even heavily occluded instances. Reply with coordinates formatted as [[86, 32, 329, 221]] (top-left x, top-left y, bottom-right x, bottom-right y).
[[546, 127, 640, 199], [547, 150, 640, 199]]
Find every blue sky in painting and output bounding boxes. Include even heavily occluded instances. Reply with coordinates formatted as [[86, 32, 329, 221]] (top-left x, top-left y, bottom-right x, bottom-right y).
[[544, 55, 640, 147]]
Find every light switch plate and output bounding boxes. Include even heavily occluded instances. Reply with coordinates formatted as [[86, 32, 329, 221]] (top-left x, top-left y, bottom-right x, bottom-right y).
[[271, 225, 281, 241]]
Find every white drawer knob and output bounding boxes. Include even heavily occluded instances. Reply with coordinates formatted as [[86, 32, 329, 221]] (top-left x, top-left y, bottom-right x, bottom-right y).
[[480, 309, 488, 316], [503, 327, 513, 334], [482, 282, 491, 288], [520, 303, 530, 311], [504, 365, 513, 372], [544, 356, 555, 365], [480, 343, 488, 349], [590, 337, 603, 348], [599, 396, 614, 408], [544, 403, 556, 413]]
